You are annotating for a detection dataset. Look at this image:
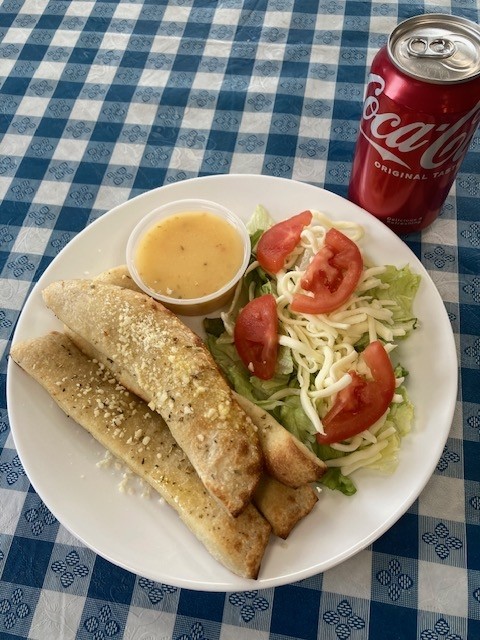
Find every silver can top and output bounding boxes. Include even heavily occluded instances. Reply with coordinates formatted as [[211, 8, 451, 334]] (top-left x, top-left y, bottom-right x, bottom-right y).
[[388, 13, 480, 84]]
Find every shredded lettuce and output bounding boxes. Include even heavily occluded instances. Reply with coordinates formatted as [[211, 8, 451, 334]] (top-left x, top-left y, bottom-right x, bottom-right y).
[[320, 468, 357, 496], [277, 395, 317, 447], [370, 265, 420, 338], [246, 204, 275, 247]]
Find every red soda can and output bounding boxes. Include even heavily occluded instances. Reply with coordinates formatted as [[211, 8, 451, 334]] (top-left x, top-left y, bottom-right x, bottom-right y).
[[348, 14, 480, 234]]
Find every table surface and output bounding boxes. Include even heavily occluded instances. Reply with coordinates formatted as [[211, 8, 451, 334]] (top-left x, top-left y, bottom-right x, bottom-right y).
[[1, 1, 479, 639]]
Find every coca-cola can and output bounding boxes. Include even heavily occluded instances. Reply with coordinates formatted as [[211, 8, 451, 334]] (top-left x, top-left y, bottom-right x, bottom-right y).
[[348, 14, 480, 234]]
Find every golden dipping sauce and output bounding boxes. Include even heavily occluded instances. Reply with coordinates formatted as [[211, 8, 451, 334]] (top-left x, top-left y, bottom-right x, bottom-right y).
[[135, 211, 245, 301]]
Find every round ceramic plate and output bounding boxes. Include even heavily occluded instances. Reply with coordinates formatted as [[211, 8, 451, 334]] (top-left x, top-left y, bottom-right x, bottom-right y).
[[7, 174, 457, 591]]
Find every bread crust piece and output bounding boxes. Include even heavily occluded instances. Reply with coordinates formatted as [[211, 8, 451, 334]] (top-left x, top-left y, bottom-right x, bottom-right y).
[[253, 476, 318, 539], [233, 393, 327, 488], [94, 265, 141, 291], [9, 332, 270, 579], [42, 280, 263, 517]]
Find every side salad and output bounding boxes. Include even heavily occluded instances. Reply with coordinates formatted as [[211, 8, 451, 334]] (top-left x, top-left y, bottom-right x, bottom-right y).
[[204, 206, 420, 495]]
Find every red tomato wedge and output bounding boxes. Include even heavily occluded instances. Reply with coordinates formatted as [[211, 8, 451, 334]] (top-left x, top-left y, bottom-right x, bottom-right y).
[[291, 228, 363, 315], [234, 294, 279, 380], [316, 341, 396, 444], [257, 210, 312, 273]]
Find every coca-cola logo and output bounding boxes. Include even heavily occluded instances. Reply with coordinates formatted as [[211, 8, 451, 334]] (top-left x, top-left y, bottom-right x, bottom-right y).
[[360, 73, 480, 170]]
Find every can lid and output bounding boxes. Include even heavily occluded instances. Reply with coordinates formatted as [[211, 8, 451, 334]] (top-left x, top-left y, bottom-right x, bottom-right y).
[[388, 13, 480, 83]]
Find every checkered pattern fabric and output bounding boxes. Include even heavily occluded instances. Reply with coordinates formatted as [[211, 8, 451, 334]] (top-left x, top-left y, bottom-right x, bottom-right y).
[[1, 1, 479, 638]]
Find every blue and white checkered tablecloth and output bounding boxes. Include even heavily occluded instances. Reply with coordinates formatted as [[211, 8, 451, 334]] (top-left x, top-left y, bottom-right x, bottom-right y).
[[1, 1, 479, 638]]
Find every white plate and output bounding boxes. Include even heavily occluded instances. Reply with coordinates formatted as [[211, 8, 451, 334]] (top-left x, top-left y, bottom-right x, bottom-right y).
[[7, 174, 457, 591]]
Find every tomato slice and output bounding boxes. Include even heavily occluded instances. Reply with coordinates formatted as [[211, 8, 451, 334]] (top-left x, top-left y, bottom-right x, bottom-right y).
[[291, 228, 363, 315], [257, 210, 313, 273], [234, 294, 279, 380], [316, 341, 396, 444]]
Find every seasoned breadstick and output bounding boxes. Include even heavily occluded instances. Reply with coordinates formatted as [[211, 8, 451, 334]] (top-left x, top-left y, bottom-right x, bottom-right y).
[[92, 267, 326, 488], [9, 332, 270, 579], [42, 280, 263, 517], [233, 393, 327, 488]]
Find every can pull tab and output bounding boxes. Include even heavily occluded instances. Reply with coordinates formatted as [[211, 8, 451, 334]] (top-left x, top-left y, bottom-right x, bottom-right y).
[[406, 36, 457, 59]]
